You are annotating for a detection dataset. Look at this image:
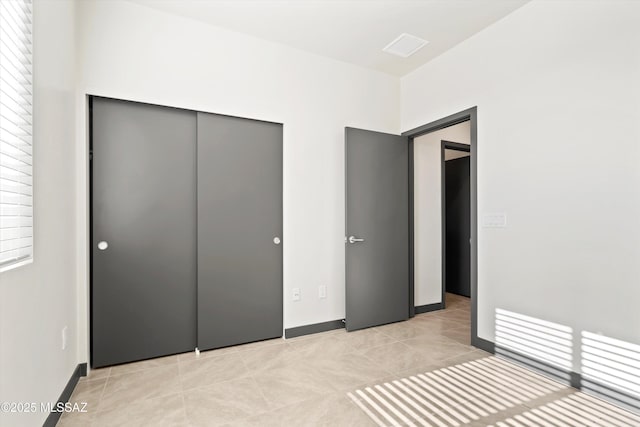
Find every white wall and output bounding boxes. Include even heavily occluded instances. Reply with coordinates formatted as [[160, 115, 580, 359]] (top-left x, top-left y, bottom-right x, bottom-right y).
[[74, 0, 400, 359], [414, 122, 470, 306], [0, 1, 79, 426], [403, 0, 640, 374]]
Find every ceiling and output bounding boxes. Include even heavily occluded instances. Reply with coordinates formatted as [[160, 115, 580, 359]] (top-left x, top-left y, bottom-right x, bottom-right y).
[[126, 0, 529, 76]]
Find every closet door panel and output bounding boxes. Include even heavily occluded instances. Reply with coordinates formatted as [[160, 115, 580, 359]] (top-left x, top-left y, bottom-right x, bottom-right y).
[[92, 97, 197, 367], [197, 113, 283, 350]]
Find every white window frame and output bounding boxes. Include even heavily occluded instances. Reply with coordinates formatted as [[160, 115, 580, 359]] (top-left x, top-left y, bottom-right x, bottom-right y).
[[0, 0, 34, 273]]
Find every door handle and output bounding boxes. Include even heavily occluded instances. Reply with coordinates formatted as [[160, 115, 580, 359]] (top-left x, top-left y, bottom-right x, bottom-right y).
[[348, 236, 364, 244], [97, 241, 109, 251]]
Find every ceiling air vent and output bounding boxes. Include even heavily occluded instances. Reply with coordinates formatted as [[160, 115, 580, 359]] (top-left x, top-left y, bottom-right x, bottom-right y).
[[382, 33, 428, 58]]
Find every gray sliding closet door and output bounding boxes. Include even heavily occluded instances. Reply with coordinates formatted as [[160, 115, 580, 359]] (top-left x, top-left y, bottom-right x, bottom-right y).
[[197, 113, 283, 350], [92, 97, 197, 368], [345, 128, 409, 331]]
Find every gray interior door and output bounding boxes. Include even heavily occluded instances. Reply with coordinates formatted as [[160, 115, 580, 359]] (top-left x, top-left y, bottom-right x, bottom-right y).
[[445, 156, 471, 297], [197, 113, 283, 350], [92, 97, 197, 368], [345, 128, 409, 331]]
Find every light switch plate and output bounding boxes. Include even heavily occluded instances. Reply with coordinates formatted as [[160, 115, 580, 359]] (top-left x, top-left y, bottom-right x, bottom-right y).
[[482, 213, 507, 228], [292, 288, 300, 301]]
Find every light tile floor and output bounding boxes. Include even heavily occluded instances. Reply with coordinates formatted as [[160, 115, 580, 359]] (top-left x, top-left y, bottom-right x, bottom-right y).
[[57, 294, 638, 426]]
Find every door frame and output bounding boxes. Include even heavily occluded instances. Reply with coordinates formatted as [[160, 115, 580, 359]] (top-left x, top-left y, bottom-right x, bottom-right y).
[[441, 140, 471, 305], [403, 107, 483, 349]]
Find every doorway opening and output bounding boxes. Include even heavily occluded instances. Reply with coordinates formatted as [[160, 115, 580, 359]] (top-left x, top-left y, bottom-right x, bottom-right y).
[[403, 107, 482, 349], [443, 140, 471, 300]]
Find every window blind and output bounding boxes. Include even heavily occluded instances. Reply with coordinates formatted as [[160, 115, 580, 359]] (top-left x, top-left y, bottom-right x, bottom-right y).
[[0, 0, 33, 271]]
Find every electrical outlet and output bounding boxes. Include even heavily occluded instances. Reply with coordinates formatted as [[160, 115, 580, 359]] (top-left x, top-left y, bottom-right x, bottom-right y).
[[319, 285, 327, 299], [292, 288, 301, 301], [61, 326, 68, 350]]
